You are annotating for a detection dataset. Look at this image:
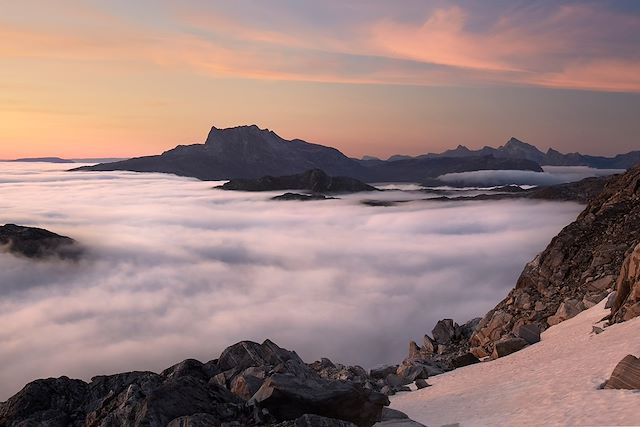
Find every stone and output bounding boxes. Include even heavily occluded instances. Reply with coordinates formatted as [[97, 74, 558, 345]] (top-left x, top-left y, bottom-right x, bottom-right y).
[[385, 374, 411, 388], [592, 326, 604, 334], [605, 291, 617, 309], [168, 413, 223, 427], [396, 364, 429, 382], [422, 335, 437, 355], [229, 368, 266, 400], [491, 337, 528, 359], [273, 414, 358, 427], [414, 379, 431, 390], [611, 243, 640, 322], [217, 339, 306, 372], [408, 341, 422, 359], [432, 319, 461, 344], [604, 354, 640, 389], [587, 275, 616, 291], [547, 299, 583, 326], [370, 365, 398, 380], [516, 324, 541, 345], [250, 373, 388, 426], [451, 352, 480, 368], [470, 346, 489, 359]]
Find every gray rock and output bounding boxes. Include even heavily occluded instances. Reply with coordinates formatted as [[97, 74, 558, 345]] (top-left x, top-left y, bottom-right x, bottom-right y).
[[385, 374, 411, 388], [396, 364, 429, 382], [415, 379, 431, 390], [516, 324, 541, 345], [491, 337, 528, 359], [217, 339, 306, 372], [168, 413, 222, 427], [605, 291, 617, 309], [421, 335, 437, 355], [370, 365, 398, 380], [250, 373, 388, 426], [432, 319, 461, 345], [273, 414, 358, 427], [451, 352, 480, 368]]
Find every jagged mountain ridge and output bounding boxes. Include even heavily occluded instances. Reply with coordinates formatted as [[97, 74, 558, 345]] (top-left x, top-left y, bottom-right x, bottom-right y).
[[419, 137, 640, 169], [73, 125, 543, 182]]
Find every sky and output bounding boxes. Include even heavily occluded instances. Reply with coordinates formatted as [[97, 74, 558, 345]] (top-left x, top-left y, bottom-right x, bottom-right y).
[[0, 163, 583, 400], [1, 0, 639, 159]]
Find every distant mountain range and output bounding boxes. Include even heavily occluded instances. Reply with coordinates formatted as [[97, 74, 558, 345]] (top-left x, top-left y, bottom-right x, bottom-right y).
[[367, 137, 640, 169], [73, 125, 542, 182], [7, 157, 75, 164]]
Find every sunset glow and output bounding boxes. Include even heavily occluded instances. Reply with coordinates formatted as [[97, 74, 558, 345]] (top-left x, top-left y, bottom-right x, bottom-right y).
[[1, 0, 639, 158]]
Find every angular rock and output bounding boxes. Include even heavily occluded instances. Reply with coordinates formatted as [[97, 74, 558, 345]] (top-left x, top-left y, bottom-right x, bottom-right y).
[[369, 365, 398, 380], [414, 379, 431, 390], [396, 364, 429, 382], [230, 368, 266, 400], [516, 324, 541, 345], [385, 374, 411, 388], [432, 319, 461, 344], [421, 335, 436, 355], [217, 339, 305, 372], [547, 299, 583, 326], [491, 337, 528, 359], [451, 352, 480, 368], [604, 354, 640, 389], [168, 413, 223, 427], [611, 242, 640, 322], [273, 414, 358, 427], [605, 291, 617, 309], [250, 373, 388, 427]]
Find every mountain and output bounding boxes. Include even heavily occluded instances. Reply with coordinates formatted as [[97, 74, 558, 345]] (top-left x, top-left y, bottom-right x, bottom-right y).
[[470, 164, 640, 357], [8, 157, 75, 163], [73, 125, 543, 183], [423, 137, 640, 169], [218, 169, 378, 193], [0, 224, 81, 260]]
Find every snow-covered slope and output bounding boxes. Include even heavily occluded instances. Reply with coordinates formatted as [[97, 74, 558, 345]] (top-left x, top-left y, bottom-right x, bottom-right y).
[[391, 298, 640, 426]]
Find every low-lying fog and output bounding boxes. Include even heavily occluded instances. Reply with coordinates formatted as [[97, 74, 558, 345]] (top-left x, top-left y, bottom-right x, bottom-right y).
[[0, 164, 585, 400]]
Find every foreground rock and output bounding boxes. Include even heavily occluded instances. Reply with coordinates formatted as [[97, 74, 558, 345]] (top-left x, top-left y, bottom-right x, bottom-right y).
[[0, 340, 389, 427], [219, 169, 377, 193], [0, 224, 81, 259], [610, 242, 640, 322], [604, 354, 640, 390], [471, 165, 640, 356]]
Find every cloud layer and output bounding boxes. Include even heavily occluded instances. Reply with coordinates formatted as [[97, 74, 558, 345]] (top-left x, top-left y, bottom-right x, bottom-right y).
[[0, 164, 583, 400]]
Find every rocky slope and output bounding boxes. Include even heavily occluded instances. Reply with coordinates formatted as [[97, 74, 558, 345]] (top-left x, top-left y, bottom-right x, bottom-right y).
[[74, 125, 543, 183], [0, 224, 81, 260], [218, 169, 377, 193], [469, 164, 640, 356], [611, 242, 640, 322]]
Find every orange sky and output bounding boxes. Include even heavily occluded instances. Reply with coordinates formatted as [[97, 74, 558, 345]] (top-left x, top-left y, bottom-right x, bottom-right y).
[[1, 1, 640, 159]]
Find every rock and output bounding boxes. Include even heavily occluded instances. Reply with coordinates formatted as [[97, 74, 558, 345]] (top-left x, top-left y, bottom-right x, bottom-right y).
[[272, 193, 335, 201], [605, 291, 617, 309], [547, 299, 584, 326], [217, 339, 306, 372], [604, 354, 640, 389], [460, 318, 482, 339], [370, 365, 398, 380], [250, 373, 388, 427], [470, 346, 489, 359], [516, 324, 541, 345], [380, 385, 394, 396], [0, 224, 81, 260], [408, 341, 422, 359], [421, 335, 437, 355], [162, 359, 211, 381], [396, 363, 429, 382], [592, 326, 604, 334], [611, 242, 640, 322], [587, 275, 616, 291], [451, 352, 480, 368], [168, 413, 223, 427], [273, 414, 358, 427], [374, 408, 428, 426], [414, 379, 431, 390], [230, 368, 266, 400], [491, 337, 528, 359], [385, 374, 411, 388], [0, 376, 88, 426], [219, 169, 378, 193], [432, 319, 461, 344]]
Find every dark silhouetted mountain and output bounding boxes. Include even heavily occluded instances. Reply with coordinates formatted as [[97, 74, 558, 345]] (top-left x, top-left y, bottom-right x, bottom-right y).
[[0, 224, 81, 259], [9, 157, 75, 163], [218, 169, 377, 193], [423, 137, 640, 169], [73, 125, 544, 183]]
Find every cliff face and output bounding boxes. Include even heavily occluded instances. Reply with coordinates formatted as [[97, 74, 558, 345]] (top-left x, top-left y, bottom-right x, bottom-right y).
[[611, 242, 640, 322], [471, 166, 640, 355]]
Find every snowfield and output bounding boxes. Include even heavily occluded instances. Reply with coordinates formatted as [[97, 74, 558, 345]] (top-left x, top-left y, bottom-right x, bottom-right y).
[[391, 298, 640, 426]]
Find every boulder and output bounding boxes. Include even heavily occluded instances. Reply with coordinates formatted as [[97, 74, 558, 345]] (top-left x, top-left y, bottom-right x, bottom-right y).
[[369, 365, 398, 380], [421, 335, 437, 355], [414, 379, 431, 390], [168, 413, 223, 427], [605, 291, 617, 309], [451, 352, 480, 368], [217, 339, 305, 372], [432, 319, 461, 344], [273, 414, 358, 427], [230, 368, 266, 400], [491, 337, 528, 359], [385, 374, 411, 388], [604, 354, 640, 389], [547, 299, 584, 326], [611, 243, 640, 322], [516, 324, 541, 345], [250, 373, 388, 427], [0, 376, 88, 426], [396, 364, 429, 382]]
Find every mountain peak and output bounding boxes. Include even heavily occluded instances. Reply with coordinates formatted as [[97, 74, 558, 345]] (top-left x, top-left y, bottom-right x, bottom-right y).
[[205, 124, 278, 145]]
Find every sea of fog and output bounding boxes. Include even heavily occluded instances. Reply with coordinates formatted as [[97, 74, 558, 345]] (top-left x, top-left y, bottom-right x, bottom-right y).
[[0, 163, 589, 400]]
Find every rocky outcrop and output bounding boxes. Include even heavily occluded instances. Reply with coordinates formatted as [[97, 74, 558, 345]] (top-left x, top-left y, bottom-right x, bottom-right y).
[[471, 165, 640, 355], [0, 340, 390, 427], [0, 224, 81, 260], [604, 354, 640, 390], [219, 169, 377, 194], [610, 242, 640, 322]]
